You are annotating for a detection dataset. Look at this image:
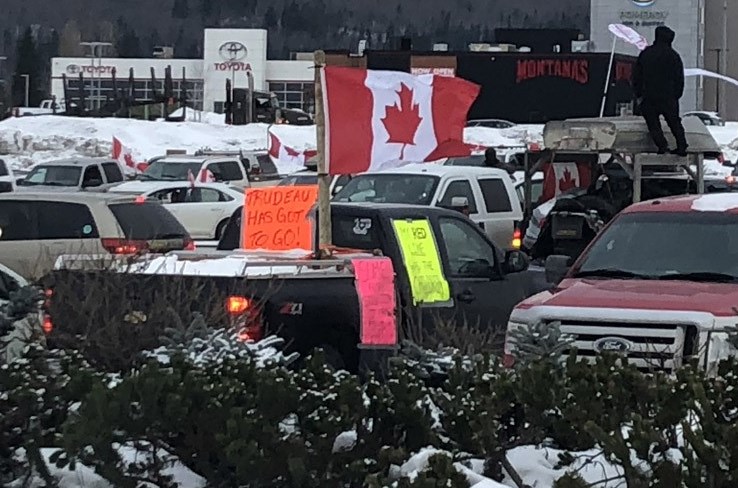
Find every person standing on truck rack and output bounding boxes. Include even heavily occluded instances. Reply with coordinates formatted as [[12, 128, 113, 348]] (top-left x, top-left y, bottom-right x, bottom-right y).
[[484, 148, 516, 174], [632, 25, 689, 157]]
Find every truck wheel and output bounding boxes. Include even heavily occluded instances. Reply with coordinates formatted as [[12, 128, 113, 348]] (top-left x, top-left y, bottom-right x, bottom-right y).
[[319, 345, 346, 371], [215, 219, 230, 240]]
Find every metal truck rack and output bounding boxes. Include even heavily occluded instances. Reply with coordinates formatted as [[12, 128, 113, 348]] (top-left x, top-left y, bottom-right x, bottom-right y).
[[520, 116, 722, 217]]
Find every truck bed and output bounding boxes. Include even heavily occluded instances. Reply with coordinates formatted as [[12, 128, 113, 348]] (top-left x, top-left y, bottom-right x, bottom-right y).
[[43, 252, 364, 372]]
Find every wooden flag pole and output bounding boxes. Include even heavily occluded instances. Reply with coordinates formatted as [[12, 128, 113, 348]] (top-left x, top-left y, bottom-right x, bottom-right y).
[[314, 50, 332, 253]]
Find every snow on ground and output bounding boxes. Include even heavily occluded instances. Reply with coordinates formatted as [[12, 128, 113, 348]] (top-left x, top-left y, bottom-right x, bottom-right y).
[[1, 113, 736, 176]]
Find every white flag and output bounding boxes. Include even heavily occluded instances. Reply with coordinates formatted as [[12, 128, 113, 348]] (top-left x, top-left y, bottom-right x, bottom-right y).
[[608, 24, 648, 51]]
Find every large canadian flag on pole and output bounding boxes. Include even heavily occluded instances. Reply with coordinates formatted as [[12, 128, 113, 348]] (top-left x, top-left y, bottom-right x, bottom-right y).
[[321, 67, 480, 175]]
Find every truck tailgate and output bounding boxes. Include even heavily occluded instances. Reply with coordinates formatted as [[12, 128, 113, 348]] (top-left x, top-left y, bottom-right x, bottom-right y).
[[42, 269, 361, 371]]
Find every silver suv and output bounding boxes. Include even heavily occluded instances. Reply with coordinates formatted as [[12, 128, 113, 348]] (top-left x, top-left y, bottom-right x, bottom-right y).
[[0, 192, 193, 278]]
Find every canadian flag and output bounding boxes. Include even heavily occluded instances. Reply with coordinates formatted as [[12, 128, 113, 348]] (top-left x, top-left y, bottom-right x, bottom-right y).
[[112, 137, 148, 173], [540, 162, 593, 203], [187, 168, 215, 186], [321, 67, 480, 174], [268, 132, 318, 166]]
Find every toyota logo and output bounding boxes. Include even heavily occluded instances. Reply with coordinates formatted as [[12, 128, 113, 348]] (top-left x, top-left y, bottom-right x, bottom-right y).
[[632, 0, 655, 6], [219, 42, 248, 61], [593, 337, 633, 354], [66, 64, 81, 75]]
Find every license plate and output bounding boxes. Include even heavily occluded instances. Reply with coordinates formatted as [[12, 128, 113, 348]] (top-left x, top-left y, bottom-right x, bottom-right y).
[[148, 239, 180, 251], [552, 216, 583, 240]]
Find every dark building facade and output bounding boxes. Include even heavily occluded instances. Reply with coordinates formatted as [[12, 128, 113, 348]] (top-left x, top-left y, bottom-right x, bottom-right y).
[[362, 51, 637, 123], [494, 28, 583, 53]]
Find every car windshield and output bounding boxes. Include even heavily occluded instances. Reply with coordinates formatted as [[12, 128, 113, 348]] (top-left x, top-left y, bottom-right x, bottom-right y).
[[574, 212, 738, 281], [333, 174, 439, 205], [278, 174, 318, 186], [141, 161, 203, 180], [23, 165, 81, 186]]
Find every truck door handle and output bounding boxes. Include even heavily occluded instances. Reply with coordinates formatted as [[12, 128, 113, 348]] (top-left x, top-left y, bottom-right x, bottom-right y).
[[457, 290, 476, 303]]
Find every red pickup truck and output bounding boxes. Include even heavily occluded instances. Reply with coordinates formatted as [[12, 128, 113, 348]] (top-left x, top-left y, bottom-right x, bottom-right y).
[[505, 193, 738, 374]]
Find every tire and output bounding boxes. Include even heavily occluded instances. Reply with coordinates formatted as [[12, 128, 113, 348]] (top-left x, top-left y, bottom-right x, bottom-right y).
[[214, 218, 229, 240]]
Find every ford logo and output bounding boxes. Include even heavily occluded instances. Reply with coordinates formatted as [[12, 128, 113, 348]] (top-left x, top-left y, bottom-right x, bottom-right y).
[[593, 337, 633, 353], [632, 0, 655, 6]]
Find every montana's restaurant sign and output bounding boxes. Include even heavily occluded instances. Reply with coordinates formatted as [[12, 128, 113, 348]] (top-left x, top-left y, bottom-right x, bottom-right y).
[[516, 59, 590, 84]]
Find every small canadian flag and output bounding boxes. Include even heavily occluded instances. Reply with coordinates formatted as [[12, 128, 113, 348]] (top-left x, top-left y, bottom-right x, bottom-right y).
[[187, 168, 215, 186], [321, 67, 480, 174], [268, 131, 317, 167], [540, 162, 593, 202], [112, 137, 149, 173]]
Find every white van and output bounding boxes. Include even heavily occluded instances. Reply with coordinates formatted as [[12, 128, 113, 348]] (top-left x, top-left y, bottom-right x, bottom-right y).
[[332, 164, 523, 250]]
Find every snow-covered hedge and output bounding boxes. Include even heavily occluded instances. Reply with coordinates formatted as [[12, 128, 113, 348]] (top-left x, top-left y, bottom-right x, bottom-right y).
[[4, 310, 738, 487]]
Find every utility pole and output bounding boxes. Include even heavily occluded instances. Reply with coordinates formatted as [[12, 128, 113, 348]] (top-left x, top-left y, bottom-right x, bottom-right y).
[[20, 74, 29, 106], [709, 48, 722, 111], [80, 41, 112, 111]]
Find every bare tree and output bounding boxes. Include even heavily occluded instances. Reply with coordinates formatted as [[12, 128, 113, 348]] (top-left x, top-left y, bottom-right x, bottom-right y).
[[58, 20, 83, 57]]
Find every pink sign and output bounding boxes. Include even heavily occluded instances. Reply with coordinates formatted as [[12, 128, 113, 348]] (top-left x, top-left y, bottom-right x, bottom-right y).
[[352, 258, 397, 346]]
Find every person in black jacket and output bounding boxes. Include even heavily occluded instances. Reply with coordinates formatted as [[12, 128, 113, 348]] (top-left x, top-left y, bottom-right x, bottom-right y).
[[484, 148, 516, 174], [632, 25, 689, 156]]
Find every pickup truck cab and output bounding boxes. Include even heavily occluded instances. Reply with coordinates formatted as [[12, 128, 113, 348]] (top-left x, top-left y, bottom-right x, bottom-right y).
[[505, 193, 738, 374], [333, 164, 524, 250], [17, 158, 125, 191], [219, 202, 541, 331], [140, 156, 250, 188]]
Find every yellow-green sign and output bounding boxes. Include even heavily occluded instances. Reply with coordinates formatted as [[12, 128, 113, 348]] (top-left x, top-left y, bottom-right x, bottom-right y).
[[392, 218, 451, 305]]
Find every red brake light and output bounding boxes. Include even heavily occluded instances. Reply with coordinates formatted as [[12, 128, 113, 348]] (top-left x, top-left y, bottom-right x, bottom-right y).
[[135, 195, 146, 204], [226, 296, 251, 315], [101, 238, 145, 255], [184, 238, 196, 251], [42, 314, 53, 334], [502, 353, 515, 368]]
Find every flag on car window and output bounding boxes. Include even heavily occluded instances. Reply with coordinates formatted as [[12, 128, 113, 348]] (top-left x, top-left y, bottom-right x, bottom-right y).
[[321, 67, 480, 175]]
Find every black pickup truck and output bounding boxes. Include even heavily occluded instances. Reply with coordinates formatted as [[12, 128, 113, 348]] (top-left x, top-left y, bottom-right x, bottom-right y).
[[44, 204, 545, 373]]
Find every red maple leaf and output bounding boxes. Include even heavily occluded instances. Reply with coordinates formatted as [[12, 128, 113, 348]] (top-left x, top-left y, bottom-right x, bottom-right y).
[[558, 168, 578, 192], [284, 145, 300, 157], [381, 83, 422, 159]]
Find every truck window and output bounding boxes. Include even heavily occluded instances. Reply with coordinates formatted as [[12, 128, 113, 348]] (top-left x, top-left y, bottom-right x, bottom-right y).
[[0, 160, 8, 177], [332, 215, 380, 250], [334, 174, 439, 205], [143, 161, 203, 180], [209, 161, 243, 181], [24, 165, 81, 187], [438, 217, 499, 277], [102, 162, 124, 182], [438, 180, 478, 213], [478, 178, 513, 213]]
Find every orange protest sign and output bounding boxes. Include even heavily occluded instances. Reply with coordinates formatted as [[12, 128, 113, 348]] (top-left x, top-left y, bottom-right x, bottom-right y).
[[242, 186, 318, 250]]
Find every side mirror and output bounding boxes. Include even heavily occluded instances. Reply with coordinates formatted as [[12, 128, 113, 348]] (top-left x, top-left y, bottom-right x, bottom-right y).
[[449, 196, 470, 214], [545, 254, 571, 284], [503, 250, 529, 274]]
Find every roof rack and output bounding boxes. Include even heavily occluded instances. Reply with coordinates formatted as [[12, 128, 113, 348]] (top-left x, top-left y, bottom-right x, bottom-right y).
[[520, 116, 719, 214]]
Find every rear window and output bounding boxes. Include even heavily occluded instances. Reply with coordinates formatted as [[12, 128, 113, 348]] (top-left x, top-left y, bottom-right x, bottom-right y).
[[142, 161, 203, 180], [108, 202, 189, 240], [102, 162, 124, 182], [278, 175, 318, 186], [332, 215, 381, 250], [478, 178, 513, 213], [0, 160, 9, 177]]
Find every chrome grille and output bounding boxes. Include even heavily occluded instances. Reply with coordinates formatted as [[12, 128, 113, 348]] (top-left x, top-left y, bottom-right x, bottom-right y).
[[556, 320, 686, 371]]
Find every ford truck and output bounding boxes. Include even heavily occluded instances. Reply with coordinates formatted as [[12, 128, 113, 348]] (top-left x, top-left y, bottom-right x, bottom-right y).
[[505, 193, 738, 374]]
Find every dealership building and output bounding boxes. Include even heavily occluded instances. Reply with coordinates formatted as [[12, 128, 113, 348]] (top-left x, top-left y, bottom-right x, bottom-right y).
[[590, 0, 736, 118], [51, 29, 315, 113]]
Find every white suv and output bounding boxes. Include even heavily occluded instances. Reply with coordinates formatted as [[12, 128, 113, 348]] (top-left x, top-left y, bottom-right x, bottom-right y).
[[0, 192, 194, 278]]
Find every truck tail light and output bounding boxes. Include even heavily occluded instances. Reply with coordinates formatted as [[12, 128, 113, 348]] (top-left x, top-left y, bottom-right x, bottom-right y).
[[184, 237, 196, 251], [502, 353, 515, 368], [226, 295, 263, 343], [42, 288, 54, 334], [512, 228, 522, 250]]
